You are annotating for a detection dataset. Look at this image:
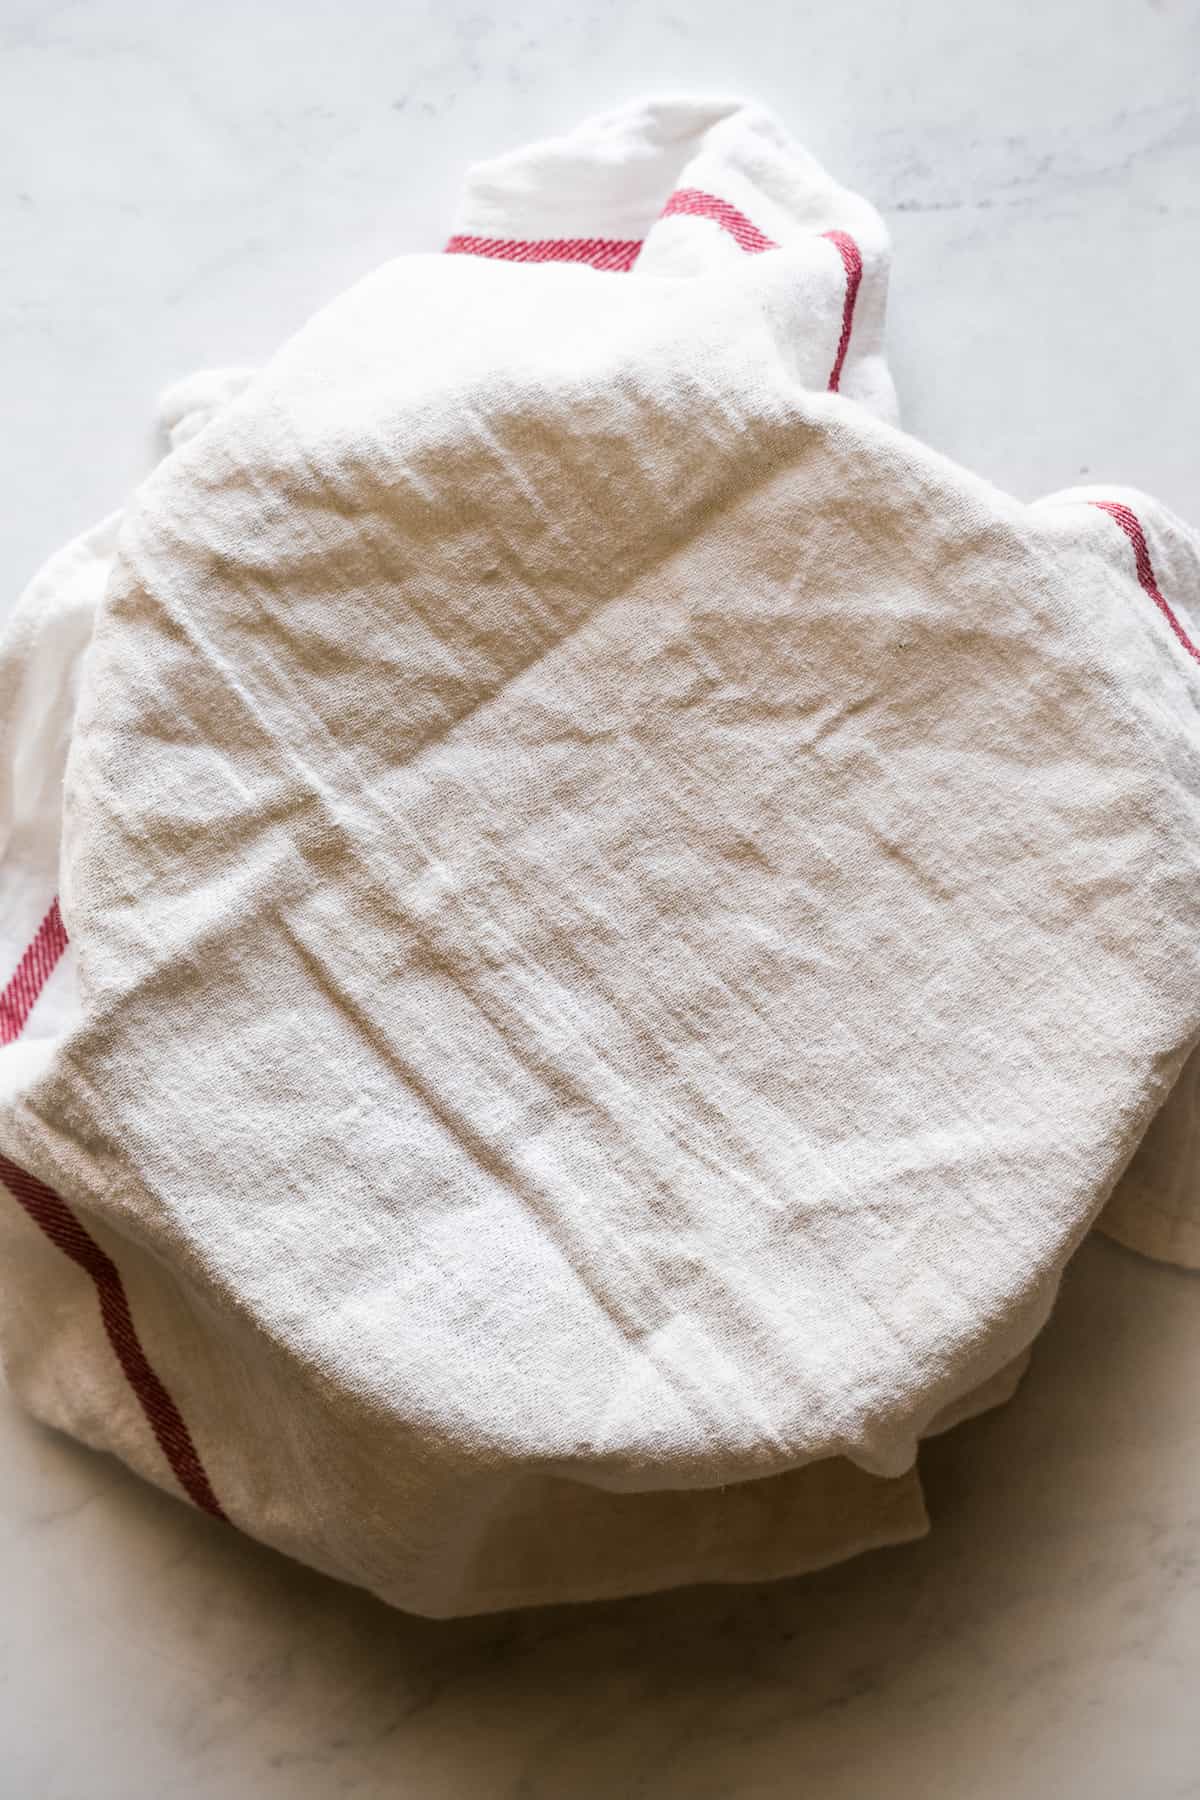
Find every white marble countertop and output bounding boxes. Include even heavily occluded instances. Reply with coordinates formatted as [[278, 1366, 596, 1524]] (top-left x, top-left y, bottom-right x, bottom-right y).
[[3, 2, 1198, 1794]]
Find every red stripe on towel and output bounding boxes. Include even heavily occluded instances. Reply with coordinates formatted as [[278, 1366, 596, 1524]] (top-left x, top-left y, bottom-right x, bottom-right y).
[[444, 233, 642, 272], [659, 192, 863, 394], [660, 186, 778, 255], [821, 229, 863, 394], [447, 191, 864, 394], [2, 909, 224, 1516], [0, 1152, 227, 1521], [0, 898, 68, 1045], [1090, 500, 1200, 666]]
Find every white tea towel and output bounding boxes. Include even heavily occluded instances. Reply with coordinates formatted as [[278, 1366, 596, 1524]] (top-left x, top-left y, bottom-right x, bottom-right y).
[[1, 98, 1198, 1617]]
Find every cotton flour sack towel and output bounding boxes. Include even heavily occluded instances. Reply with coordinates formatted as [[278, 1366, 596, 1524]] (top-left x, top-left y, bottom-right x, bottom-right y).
[[2, 98, 1199, 1617]]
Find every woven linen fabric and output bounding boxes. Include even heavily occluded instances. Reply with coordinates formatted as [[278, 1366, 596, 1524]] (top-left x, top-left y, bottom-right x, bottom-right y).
[[1, 98, 1199, 1617]]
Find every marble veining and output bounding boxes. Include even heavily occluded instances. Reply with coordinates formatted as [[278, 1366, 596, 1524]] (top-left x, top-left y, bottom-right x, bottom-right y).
[[2, 1, 1199, 1793]]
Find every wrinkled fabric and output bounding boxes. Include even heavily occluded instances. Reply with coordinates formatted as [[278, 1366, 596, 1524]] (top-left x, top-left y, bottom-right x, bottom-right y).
[[1, 97, 1199, 1617]]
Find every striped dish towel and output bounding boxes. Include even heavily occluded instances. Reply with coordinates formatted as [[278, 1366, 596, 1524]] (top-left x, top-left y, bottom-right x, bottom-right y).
[[0, 97, 1198, 1618]]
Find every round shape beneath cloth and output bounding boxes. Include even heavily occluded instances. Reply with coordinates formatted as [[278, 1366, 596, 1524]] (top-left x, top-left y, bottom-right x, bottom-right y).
[[3, 101, 1200, 1615]]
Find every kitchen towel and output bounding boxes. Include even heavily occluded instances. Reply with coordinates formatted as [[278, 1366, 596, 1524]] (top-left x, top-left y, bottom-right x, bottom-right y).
[[1, 97, 1198, 1616]]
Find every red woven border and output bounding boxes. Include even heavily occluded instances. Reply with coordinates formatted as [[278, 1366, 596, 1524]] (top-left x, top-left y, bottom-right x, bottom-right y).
[[1090, 500, 1200, 665], [821, 229, 864, 394], [0, 1151, 226, 1520], [0, 897, 67, 1044], [661, 186, 778, 254], [446, 187, 864, 394], [444, 233, 642, 272]]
